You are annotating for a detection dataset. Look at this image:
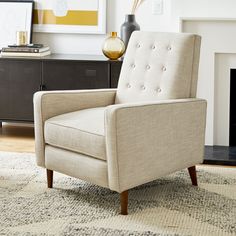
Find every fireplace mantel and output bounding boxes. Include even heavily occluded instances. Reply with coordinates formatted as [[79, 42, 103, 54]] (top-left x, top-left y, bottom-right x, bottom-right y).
[[180, 18, 236, 165]]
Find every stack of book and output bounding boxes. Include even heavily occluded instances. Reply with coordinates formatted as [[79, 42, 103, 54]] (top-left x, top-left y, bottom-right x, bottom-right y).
[[0, 44, 51, 57]]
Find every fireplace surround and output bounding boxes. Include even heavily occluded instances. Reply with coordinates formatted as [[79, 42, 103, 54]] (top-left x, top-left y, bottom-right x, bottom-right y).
[[181, 18, 236, 165]]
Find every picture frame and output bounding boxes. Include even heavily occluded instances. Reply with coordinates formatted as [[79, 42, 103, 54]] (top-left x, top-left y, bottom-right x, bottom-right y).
[[0, 0, 34, 49], [33, 0, 106, 34]]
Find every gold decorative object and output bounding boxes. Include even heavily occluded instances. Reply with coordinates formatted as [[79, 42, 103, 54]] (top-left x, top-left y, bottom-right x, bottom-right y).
[[102, 32, 125, 60]]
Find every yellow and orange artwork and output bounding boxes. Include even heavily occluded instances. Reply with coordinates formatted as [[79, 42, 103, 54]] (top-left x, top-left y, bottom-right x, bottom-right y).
[[33, 0, 106, 34]]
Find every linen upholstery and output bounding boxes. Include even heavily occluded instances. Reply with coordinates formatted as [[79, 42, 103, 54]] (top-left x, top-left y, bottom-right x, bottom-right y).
[[45, 145, 108, 188], [34, 89, 116, 167], [34, 32, 206, 196], [45, 107, 106, 161], [105, 98, 206, 192], [115, 32, 201, 104]]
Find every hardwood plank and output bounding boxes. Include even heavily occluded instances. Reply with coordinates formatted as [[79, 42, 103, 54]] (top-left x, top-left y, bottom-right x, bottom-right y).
[[0, 124, 35, 153]]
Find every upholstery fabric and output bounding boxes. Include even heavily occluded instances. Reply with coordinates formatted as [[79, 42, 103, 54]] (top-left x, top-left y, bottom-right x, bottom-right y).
[[34, 89, 116, 167], [105, 99, 207, 192], [115, 32, 201, 104], [45, 107, 106, 161], [45, 145, 109, 188]]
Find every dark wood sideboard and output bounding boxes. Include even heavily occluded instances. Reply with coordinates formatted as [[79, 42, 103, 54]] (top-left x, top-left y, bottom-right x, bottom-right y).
[[0, 54, 122, 125]]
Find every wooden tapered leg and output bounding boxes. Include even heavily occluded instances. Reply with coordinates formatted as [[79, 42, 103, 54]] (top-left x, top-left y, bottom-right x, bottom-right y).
[[0, 122, 2, 128], [120, 191, 128, 215], [47, 169, 53, 188], [188, 166, 198, 186]]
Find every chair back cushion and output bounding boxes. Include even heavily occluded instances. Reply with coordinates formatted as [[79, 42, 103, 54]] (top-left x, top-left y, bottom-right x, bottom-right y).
[[115, 31, 201, 104]]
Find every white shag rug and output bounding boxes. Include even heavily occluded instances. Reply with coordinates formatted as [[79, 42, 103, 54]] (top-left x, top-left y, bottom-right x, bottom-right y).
[[0, 152, 236, 236]]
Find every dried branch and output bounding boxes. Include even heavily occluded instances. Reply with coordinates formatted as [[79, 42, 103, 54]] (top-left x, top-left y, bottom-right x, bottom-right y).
[[136, 0, 145, 11], [131, 0, 145, 14]]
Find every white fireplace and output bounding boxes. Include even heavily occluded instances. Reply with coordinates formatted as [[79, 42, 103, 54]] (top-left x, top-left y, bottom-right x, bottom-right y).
[[180, 18, 236, 146]]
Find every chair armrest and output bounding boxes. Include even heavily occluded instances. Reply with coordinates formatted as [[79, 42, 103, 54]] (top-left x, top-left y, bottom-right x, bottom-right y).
[[34, 89, 116, 167], [105, 98, 207, 192]]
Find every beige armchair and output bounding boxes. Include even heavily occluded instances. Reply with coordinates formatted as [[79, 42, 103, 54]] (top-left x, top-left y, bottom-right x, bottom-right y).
[[34, 32, 207, 215]]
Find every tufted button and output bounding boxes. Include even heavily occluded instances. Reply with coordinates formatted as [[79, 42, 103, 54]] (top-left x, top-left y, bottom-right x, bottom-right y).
[[156, 88, 162, 93], [136, 44, 141, 48], [167, 46, 172, 51], [131, 64, 136, 69], [141, 85, 146, 90], [151, 45, 156, 50], [162, 66, 167, 71], [146, 65, 151, 70], [127, 83, 131, 88]]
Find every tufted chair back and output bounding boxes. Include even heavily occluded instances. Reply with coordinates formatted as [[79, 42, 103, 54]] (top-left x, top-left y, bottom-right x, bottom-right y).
[[115, 31, 201, 104]]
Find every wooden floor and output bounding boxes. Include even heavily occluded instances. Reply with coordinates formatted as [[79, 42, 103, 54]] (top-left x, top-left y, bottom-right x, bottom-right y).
[[0, 123, 35, 153]]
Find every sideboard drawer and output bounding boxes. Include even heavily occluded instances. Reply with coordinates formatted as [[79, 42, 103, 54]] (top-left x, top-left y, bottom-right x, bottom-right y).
[[0, 60, 41, 121], [42, 61, 110, 90]]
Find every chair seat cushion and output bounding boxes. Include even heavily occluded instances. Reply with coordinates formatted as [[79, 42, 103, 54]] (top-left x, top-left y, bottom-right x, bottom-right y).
[[44, 107, 106, 161]]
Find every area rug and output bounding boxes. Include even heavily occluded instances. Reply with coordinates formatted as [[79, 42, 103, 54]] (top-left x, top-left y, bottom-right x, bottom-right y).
[[0, 152, 236, 236]]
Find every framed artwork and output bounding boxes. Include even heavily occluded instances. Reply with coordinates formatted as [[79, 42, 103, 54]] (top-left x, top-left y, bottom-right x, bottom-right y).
[[33, 0, 106, 34], [0, 0, 34, 49]]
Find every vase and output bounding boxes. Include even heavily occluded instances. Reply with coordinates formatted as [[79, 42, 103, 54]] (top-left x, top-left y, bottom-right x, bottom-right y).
[[120, 14, 140, 49], [102, 32, 125, 60]]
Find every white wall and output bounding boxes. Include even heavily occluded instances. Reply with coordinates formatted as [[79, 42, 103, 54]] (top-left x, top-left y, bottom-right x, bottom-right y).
[[33, 0, 236, 145], [33, 0, 172, 54], [33, 0, 236, 55]]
